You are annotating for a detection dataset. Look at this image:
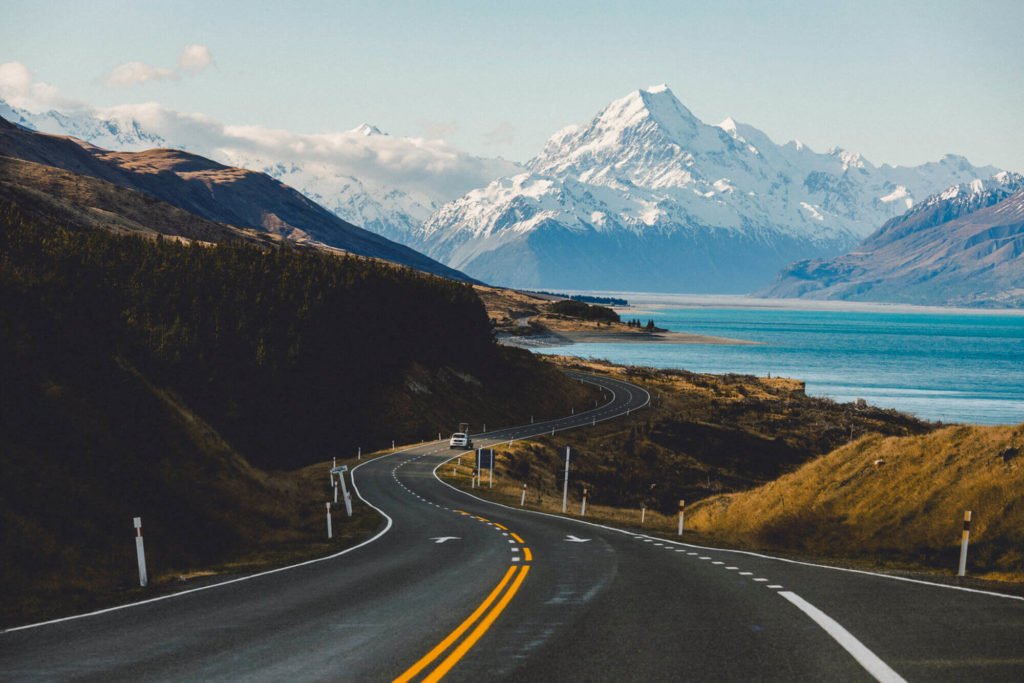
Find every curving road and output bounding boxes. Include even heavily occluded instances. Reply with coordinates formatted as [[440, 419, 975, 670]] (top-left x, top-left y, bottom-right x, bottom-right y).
[[2, 372, 1023, 682]]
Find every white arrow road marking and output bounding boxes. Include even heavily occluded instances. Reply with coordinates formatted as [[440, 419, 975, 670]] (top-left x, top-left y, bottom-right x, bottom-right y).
[[430, 537, 461, 544], [565, 535, 591, 543]]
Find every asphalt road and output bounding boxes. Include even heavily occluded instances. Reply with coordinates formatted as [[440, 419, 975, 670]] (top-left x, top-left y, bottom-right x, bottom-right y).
[[2, 372, 1023, 682]]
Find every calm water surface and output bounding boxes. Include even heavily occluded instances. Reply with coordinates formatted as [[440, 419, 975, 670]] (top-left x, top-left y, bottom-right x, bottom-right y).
[[536, 307, 1024, 425]]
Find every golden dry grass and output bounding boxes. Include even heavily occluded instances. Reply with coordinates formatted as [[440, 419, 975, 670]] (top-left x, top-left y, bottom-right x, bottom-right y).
[[688, 424, 1024, 575]]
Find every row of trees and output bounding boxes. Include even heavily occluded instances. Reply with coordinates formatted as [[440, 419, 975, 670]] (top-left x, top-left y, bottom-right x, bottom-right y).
[[1, 204, 499, 468], [625, 318, 657, 330]]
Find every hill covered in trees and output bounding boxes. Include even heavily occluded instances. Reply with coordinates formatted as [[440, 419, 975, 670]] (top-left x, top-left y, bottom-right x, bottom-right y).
[[0, 207, 596, 623]]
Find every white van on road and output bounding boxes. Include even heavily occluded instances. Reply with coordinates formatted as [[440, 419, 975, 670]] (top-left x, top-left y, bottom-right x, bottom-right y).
[[449, 433, 473, 449]]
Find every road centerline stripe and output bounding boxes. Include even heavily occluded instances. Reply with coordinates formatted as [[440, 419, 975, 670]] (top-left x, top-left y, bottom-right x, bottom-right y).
[[392, 566, 517, 683], [422, 566, 531, 683]]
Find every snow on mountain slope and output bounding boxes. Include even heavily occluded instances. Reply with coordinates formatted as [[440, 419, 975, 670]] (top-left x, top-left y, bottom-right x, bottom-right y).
[[761, 173, 1024, 306], [419, 85, 1006, 292], [0, 99, 517, 246]]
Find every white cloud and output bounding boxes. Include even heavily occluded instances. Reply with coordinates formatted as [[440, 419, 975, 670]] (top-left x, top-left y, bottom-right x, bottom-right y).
[[0, 61, 84, 111], [102, 44, 214, 88], [104, 62, 180, 88], [1, 59, 517, 203], [177, 44, 214, 74]]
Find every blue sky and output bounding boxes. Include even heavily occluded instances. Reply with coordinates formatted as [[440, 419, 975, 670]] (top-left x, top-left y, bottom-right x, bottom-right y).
[[2, 0, 1022, 170]]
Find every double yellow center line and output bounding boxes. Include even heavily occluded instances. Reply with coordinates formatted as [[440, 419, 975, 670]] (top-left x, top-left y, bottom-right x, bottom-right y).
[[393, 515, 532, 682]]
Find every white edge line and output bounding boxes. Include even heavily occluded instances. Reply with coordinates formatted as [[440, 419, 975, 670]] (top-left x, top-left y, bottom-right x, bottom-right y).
[[432, 374, 1024, 604], [779, 591, 907, 683], [1, 442, 426, 634]]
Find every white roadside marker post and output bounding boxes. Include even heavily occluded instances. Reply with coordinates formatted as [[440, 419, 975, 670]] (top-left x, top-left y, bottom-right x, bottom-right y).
[[133, 517, 148, 587], [678, 499, 685, 536], [438, 432, 442, 441], [520, 483, 527, 506], [358, 447, 361, 461], [581, 488, 588, 517], [392, 440, 395, 452], [339, 472, 352, 518], [326, 502, 333, 539], [333, 479, 339, 504], [958, 510, 972, 577], [562, 446, 571, 513], [489, 449, 494, 489], [641, 504, 646, 526], [331, 465, 352, 517]]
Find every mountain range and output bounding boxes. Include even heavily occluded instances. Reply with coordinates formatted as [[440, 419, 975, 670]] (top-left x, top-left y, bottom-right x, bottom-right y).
[[0, 115, 472, 282], [761, 173, 1024, 307], [2, 89, 1017, 299], [415, 85, 1006, 291]]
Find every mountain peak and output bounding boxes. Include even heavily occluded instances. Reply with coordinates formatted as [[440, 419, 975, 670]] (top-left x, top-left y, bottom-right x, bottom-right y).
[[643, 83, 671, 96], [352, 123, 383, 137]]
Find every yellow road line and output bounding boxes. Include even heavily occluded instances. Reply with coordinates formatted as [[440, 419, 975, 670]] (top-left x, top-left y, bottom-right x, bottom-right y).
[[493, 523, 508, 531], [392, 566, 517, 683], [422, 566, 531, 683], [523, 547, 532, 562], [510, 533, 524, 544]]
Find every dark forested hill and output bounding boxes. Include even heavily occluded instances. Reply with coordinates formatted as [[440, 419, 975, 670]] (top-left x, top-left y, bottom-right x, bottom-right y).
[[0, 208, 595, 623]]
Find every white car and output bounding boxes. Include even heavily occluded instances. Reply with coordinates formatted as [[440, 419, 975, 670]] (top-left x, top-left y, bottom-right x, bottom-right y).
[[449, 433, 473, 449]]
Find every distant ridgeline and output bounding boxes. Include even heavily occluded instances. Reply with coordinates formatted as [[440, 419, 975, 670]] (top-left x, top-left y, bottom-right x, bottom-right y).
[[0, 205, 590, 470], [526, 291, 629, 306]]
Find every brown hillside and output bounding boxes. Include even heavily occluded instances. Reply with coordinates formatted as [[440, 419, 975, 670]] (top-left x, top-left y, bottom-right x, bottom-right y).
[[688, 424, 1024, 576], [0, 155, 269, 244]]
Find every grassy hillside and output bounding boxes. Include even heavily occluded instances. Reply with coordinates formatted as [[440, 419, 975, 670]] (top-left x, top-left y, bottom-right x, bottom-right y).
[[0, 209, 596, 625], [489, 359, 932, 514], [688, 424, 1024, 576]]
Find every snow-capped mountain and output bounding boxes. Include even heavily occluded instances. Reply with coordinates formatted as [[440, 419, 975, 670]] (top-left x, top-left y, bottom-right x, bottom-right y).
[[418, 85, 1006, 291], [0, 99, 517, 247], [0, 100, 168, 150], [761, 172, 1024, 306]]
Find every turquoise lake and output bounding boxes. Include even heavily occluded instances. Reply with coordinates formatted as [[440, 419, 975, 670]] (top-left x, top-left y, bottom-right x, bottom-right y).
[[535, 303, 1024, 425]]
